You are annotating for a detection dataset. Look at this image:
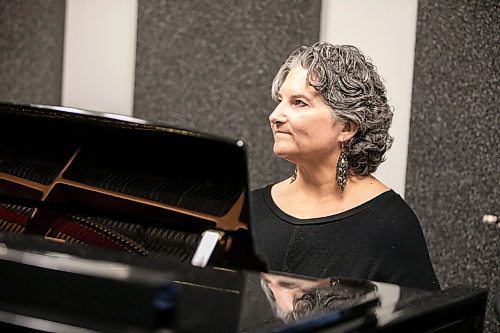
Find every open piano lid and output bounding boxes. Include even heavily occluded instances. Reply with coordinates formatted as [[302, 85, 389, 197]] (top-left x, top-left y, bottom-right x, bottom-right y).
[[0, 102, 264, 271]]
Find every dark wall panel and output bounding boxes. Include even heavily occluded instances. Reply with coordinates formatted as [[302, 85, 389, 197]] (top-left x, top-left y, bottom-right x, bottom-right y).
[[0, 1, 65, 105], [134, 0, 321, 189], [407, 1, 499, 332]]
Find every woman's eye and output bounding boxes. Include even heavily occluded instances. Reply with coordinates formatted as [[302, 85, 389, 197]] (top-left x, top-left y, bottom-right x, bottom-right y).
[[294, 100, 307, 107]]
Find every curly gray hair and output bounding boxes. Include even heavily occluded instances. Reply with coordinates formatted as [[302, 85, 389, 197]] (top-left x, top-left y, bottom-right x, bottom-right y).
[[271, 42, 394, 176]]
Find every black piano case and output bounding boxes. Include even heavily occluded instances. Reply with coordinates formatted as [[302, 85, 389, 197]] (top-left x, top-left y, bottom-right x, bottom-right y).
[[0, 102, 263, 271]]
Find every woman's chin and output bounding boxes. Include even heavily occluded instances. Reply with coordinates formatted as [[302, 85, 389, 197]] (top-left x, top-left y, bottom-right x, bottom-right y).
[[273, 148, 297, 161], [273, 147, 287, 157]]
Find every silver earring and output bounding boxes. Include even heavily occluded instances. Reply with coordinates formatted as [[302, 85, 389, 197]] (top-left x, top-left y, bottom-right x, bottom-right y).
[[290, 166, 297, 184], [336, 142, 348, 192]]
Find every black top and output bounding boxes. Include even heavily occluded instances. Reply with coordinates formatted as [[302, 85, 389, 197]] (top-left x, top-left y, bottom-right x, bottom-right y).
[[251, 185, 440, 290]]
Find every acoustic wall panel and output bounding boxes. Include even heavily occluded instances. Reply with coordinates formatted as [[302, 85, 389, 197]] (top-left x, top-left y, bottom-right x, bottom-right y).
[[134, 0, 321, 189], [407, 1, 499, 332], [0, 1, 65, 105]]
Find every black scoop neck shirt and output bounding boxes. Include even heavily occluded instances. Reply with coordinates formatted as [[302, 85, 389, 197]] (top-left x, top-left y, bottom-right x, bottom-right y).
[[251, 185, 440, 291]]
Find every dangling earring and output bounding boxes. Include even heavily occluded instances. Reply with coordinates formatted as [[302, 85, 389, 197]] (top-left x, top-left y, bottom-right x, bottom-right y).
[[290, 166, 297, 184], [336, 141, 348, 192]]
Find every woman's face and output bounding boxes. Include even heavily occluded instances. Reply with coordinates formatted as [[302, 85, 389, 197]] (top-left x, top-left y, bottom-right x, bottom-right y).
[[269, 66, 344, 163]]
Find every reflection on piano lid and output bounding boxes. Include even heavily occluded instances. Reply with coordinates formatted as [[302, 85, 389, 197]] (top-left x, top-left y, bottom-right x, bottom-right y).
[[255, 273, 380, 332], [238, 272, 488, 333], [0, 102, 265, 271], [0, 230, 489, 333]]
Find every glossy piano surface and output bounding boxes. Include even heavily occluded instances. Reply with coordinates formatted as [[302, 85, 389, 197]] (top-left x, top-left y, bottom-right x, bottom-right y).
[[0, 233, 488, 333]]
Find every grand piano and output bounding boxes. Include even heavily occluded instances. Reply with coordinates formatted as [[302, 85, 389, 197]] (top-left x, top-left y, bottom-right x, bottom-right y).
[[0, 102, 488, 332]]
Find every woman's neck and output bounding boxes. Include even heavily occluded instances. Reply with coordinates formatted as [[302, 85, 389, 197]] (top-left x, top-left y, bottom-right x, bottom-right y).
[[293, 161, 343, 198], [272, 164, 389, 219]]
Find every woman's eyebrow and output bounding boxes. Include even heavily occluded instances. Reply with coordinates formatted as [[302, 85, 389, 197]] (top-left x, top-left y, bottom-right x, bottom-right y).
[[289, 93, 314, 102]]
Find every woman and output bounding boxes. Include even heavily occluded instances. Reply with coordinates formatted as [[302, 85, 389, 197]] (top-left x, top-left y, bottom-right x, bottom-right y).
[[252, 42, 439, 291]]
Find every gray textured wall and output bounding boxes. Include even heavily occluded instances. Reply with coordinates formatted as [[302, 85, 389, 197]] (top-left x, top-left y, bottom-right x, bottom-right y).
[[133, 0, 321, 190], [406, 1, 499, 332], [0, 1, 65, 105]]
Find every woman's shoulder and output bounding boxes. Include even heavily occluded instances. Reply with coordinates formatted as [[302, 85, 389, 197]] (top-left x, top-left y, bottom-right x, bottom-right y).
[[251, 179, 291, 200], [250, 183, 273, 197], [346, 176, 390, 202], [371, 189, 418, 218], [250, 184, 275, 210], [348, 177, 414, 216], [367, 190, 426, 239]]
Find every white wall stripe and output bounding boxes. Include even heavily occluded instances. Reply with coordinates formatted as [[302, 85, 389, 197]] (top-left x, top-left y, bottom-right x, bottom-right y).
[[320, 0, 419, 197], [61, 0, 138, 116]]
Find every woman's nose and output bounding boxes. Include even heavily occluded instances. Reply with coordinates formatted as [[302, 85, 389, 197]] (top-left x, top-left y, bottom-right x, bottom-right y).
[[269, 103, 286, 124]]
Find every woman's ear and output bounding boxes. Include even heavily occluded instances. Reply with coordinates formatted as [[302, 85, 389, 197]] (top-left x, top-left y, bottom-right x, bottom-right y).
[[340, 121, 359, 142]]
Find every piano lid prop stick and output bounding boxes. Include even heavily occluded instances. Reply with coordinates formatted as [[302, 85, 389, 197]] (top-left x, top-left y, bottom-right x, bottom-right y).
[[191, 230, 224, 268]]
